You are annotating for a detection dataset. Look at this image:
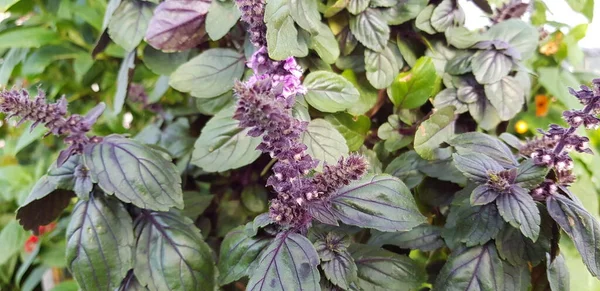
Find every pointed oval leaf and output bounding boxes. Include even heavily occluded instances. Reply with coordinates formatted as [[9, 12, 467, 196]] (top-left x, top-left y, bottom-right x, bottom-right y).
[[484, 76, 525, 120], [206, 0, 241, 41], [388, 56, 437, 109], [450, 203, 504, 246], [108, 1, 154, 51], [322, 250, 358, 290], [449, 132, 518, 168], [145, 0, 211, 51], [347, 0, 370, 15], [192, 106, 262, 172], [365, 45, 400, 89], [484, 19, 539, 59], [349, 8, 390, 52], [134, 210, 216, 291], [547, 194, 600, 277], [515, 159, 548, 189], [453, 152, 504, 183], [495, 219, 550, 266], [218, 226, 271, 285], [289, 0, 321, 33], [471, 185, 500, 205], [350, 244, 425, 291], [434, 243, 504, 291], [547, 253, 570, 291], [368, 224, 445, 251], [471, 50, 513, 85], [66, 193, 134, 291], [301, 119, 349, 168], [247, 232, 320, 291], [304, 71, 360, 113], [170, 48, 245, 98], [331, 174, 426, 232], [84, 135, 183, 211], [496, 186, 540, 241], [264, 0, 308, 60], [414, 106, 456, 160], [430, 0, 465, 32]]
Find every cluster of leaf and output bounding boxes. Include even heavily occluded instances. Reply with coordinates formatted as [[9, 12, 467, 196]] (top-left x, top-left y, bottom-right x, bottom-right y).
[[1, 0, 600, 290]]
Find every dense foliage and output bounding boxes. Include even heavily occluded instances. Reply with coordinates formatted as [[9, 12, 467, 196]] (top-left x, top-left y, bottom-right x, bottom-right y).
[[1, 0, 600, 290]]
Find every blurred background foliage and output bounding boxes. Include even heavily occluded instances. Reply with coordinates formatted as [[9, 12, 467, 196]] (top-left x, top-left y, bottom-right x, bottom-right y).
[[0, 0, 599, 290]]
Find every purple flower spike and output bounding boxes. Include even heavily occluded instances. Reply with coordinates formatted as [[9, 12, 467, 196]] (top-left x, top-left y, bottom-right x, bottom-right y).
[[0, 88, 105, 166], [235, 0, 267, 47]]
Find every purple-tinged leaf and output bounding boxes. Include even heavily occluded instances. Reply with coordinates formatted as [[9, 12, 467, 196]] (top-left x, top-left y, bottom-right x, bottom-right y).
[[330, 174, 426, 232], [16, 176, 74, 234], [66, 192, 134, 291], [247, 232, 320, 291], [322, 251, 357, 290], [218, 226, 271, 285], [434, 243, 504, 291], [308, 202, 339, 226], [445, 203, 504, 247], [368, 224, 445, 252], [249, 213, 274, 236], [449, 132, 518, 168], [547, 194, 600, 278], [83, 135, 183, 211], [350, 243, 424, 291], [515, 159, 548, 189], [453, 153, 504, 183], [471, 49, 513, 85], [118, 271, 148, 291], [430, 0, 465, 33], [547, 253, 570, 291], [134, 210, 216, 291], [312, 231, 351, 262], [495, 217, 550, 266], [145, 0, 211, 51], [471, 185, 500, 205], [496, 186, 540, 241], [503, 262, 530, 291]]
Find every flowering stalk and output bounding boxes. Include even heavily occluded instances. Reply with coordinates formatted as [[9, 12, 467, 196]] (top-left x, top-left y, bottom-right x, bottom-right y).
[[0, 88, 105, 166], [234, 0, 367, 231], [523, 79, 600, 200]]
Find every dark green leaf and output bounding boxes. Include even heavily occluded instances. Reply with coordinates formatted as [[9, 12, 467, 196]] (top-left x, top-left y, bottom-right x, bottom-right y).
[[16, 176, 74, 233], [449, 132, 518, 168], [143, 46, 190, 76], [322, 251, 357, 290], [304, 70, 360, 112], [430, 0, 465, 32], [471, 49, 513, 85], [415, 5, 436, 34], [324, 113, 371, 151], [170, 48, 245, 98], [503, 262, 530, 291], [468, 97, 502, 131], [218, 226, 271, 285], [290, 0, 321, 33], [414, 106, 456, 160], [350, 243, 425, 291], [368, 224, 445, 251], [484, 76, 525, 120], [453, 152, 504, 183], [471, 185, 500, 205], [66, 193, 134, 291], [547, 194, 600, 277], [434, 243, 504, 291], [495, 221, 549, 266], [134, 210, 216, 291], [331, 174, 426, 232], [547, 253, 570, 291], [384, 151, 425, 189], [497, 186, 540, 241], [84, 135, 183, 211], [445, 51, 473, 75], [192, 106, 262, 172], [515, 159, 548, 189], [381, 0, 427, 25], [247, 232, 320, 291], [451, 203, 504, 246], [108, 0, 154, 51], [349, 8, 390, 52]]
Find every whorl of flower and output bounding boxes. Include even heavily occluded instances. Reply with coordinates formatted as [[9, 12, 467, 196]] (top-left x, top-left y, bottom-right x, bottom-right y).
[[313, 155, 369, 199], [235, 0, 267, 47], [486, 168, 517, 193], [0, 88, 105, 166], [528, 79, 600, 199]]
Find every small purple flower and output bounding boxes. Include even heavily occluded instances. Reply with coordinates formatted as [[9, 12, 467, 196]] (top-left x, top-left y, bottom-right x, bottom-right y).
[[235, 0, 267, 47], [0, 88, 105, 166]]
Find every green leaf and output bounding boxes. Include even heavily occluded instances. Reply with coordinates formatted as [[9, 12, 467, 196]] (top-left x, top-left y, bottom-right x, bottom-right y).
[[434, 243, 504, 291], [365, 45, 400, 89], [347, 0, 369, 14], [304, 71, 360, 112], [134, 210, 217, 291], [350, 243, 425, 291], [322, 251, 357, 290], [170, 48, 245, 98], [0, 27, 60, 49], [66, 193, 134, 291], [537, 67, 581, 110], [325, 113, 371, 151], [453, 153, 504, 183], [0, 48, 28, 86], [471, 50, 513, 85], [547, 253, 570, 291], [218, 226, 271, 285], [484, 76, 525, 120], [113, 50, 135, 115], [107, 0, 154, 51], [22, 45, 86, 76], [503, 262, 530, 291], [368, 224, 445, 251], [547, 194, 600, 278], [289, 0, 321, 33], [515, 159, 548, 189], [241, 185, 268, 213], [343, 69, 379, 115], [445, 27, 481, 49], [301, 119, 349, 168], [247, 232, 320, 291], [566, 0, 594, 21], [192, 106, 262, 172], [484, 19, 539, 60], [206, 0, 241, 41], [388, 56, 437, 109], [414, 106, 456, 160], [331, 174, 426, 232], [83, 135, 184, 211], [143, 46, 190, 76], [0, 0, 20, 11], [16, 176, 74, 233], [449, 132, 518, 168], [384, 150, 425, 188], [495, 216, 550, 266], [308, 23, 340, 64], [449, 203, 504, 246], [195, 90, 235, 116], [444, 51, 473, 75], [430, 0, 465, 32], [349, 8, 390, 52], [469, 98, 502, 131], [0, 221, 27, 266], [381, 0, 427, 25], [265, 0, 308, 60], [497, 186, 540, 241], [415, 5, 436, 34]]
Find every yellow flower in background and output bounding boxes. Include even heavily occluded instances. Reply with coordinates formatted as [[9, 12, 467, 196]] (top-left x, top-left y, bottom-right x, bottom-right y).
[[515, 120, 529, 134], [539, 32, 563, 56]]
